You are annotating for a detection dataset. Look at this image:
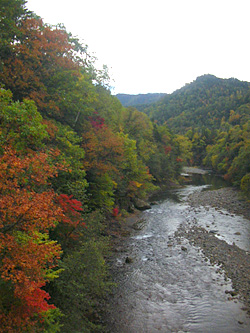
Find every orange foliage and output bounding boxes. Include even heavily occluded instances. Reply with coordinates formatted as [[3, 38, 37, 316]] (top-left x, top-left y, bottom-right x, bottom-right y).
[[0, 147, 64, 330], [82, 125, 124, 175], [42, 119, 59, 139], [0, 18, 80, 115]]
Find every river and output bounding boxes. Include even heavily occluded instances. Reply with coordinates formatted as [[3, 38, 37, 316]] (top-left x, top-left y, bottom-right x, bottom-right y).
[[106, 175, 250, 332]]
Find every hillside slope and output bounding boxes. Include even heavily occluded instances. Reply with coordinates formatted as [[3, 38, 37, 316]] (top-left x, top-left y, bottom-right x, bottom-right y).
[[144, 74, 250, 132]]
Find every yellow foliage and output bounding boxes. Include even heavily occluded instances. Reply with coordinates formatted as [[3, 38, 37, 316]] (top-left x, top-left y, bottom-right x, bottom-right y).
[[112, 181, 118, 188], [211, 154, 218, 169]]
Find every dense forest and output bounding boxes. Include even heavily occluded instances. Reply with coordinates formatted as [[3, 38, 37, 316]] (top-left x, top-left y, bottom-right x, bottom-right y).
[[139, 74, 250, 192], [0, 1, 183, 331]]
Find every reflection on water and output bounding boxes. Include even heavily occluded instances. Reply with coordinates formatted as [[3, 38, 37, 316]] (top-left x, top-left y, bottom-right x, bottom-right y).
[[150, 188, 181, 203], [150, 173, 230, 204], [107, 175, 250, 332], [191, 173, 231, 190]]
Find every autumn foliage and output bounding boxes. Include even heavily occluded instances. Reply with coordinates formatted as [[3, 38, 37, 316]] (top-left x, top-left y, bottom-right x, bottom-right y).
[[0, 1, 181, 331], [0, 148, 64, 330], [0, 17, 79, 116]]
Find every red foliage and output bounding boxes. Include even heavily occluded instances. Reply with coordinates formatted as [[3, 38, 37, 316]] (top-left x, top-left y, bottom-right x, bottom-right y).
[[57, 194, 85, 236], [164, 145, 172, 155], [112, 207, 119, 217], [58, 194, 83, 213], [0, 280, 56, 331], [24, 282, 56, 315], [89, 112, 105, 129]]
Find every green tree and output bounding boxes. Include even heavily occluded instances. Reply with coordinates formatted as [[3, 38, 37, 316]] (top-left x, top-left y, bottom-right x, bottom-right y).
[[0, 0, 28, 62], [175, 134, 193, 164], [0, 88, 48, 152]]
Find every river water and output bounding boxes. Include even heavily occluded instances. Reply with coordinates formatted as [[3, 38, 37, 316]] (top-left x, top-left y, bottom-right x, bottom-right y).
[[107, 175, 250, 332]]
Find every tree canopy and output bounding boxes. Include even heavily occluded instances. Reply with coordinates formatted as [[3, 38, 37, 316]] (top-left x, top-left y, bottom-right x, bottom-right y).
[[139, 74, 250, 192]]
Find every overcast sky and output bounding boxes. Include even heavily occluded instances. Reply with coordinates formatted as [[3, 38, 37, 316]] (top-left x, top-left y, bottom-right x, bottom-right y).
[[26, 0, 250, 95]]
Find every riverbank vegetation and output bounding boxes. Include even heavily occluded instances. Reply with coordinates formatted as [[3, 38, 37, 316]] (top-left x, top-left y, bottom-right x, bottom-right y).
[[0, 1, 181, 331]]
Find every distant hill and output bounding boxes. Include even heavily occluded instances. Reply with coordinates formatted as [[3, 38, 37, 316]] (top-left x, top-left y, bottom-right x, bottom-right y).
[[115, 93, 166, 107], [143, 74, 250, 133]]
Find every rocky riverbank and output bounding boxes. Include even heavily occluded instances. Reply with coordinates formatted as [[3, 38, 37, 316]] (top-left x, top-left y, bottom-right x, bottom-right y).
[[105, 183, 250, 331], [176, 186, 250, 315], [187, 187, 250, 220]]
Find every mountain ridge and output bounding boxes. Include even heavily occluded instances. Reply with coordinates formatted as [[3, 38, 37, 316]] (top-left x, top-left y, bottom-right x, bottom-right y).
[[141, 74, 250, 132], [115, 92, 166, 107]]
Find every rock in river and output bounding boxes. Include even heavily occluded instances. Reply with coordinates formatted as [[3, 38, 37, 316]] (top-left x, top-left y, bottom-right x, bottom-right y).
[[133, 198, 151, 211]]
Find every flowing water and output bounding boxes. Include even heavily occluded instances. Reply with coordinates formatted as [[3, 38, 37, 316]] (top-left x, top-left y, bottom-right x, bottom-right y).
[[107, 175, 250, 332]]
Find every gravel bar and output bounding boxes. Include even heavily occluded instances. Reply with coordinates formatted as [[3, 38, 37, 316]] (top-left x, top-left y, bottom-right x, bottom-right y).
[[178, 187, 250, 314]]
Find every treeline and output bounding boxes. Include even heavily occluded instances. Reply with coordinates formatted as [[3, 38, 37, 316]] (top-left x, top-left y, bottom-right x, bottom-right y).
[[0, 1, 182, 331], [143, 74, 250, 195]]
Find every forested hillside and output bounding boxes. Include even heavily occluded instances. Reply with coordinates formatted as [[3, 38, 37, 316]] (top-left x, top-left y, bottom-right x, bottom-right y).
[[144, 75, 250, 131], [0, 1, 182, 331], [143, 74, 250, 194]]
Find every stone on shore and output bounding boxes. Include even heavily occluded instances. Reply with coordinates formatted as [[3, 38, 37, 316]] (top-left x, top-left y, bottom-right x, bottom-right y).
[[133, 198, 151, 211], [180, 186, 250, 315]]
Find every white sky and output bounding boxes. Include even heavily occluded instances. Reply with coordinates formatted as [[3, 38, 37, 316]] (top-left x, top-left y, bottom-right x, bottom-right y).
[[26, 0, 250, 95]]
